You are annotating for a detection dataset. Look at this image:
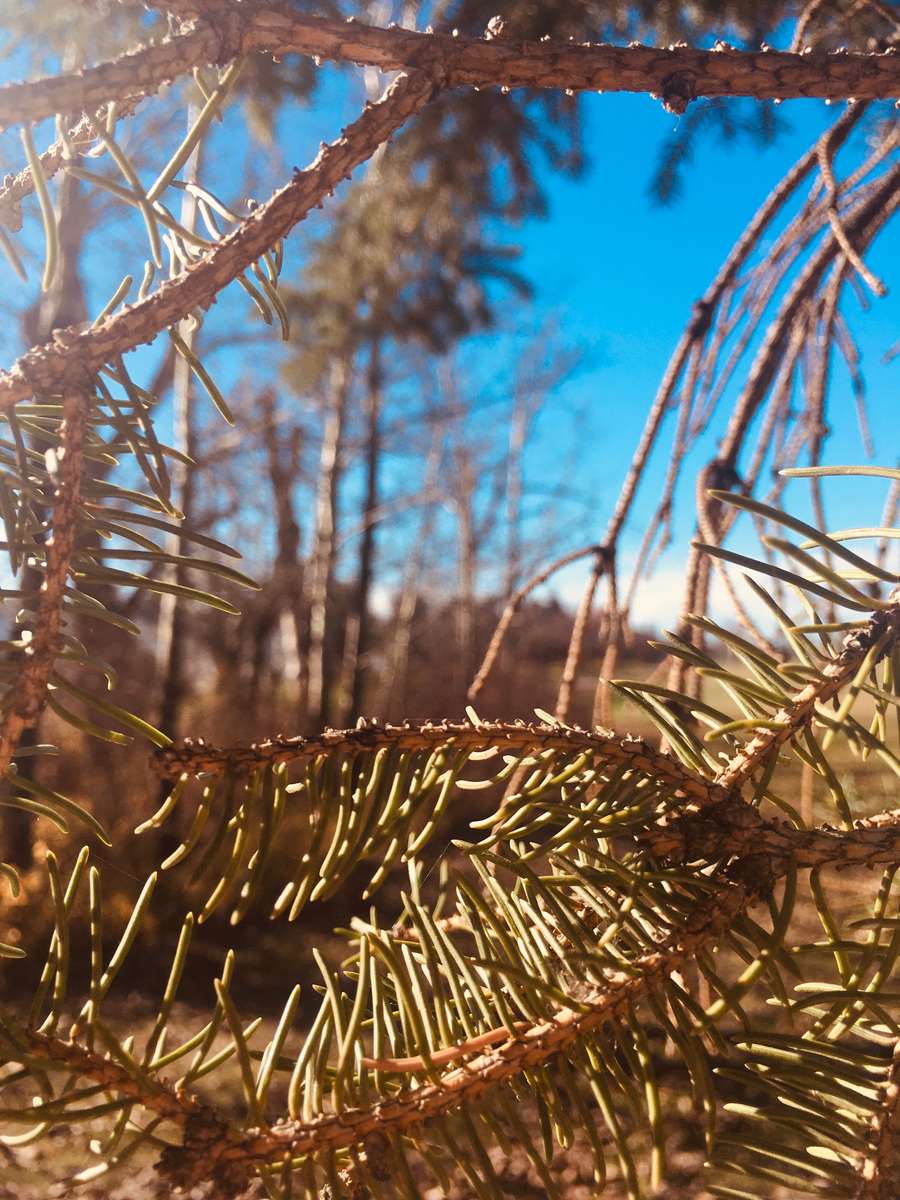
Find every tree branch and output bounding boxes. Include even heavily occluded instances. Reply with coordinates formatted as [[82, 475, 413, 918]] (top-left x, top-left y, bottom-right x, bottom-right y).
[[649, 798, 900, 869], [0, 390, 88, 776], [5, 6, 900, 130], [0, 23, 220, 132], [856, 1037, 900, 1200], [714, 595, 900, 791], [0, 69, 439, 411], [153, 716, 724, 804], [157, 879, 753, 1188]]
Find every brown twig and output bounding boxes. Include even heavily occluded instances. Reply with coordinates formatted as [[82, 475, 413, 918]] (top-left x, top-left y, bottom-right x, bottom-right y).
[[554, 549, 604, 721], [714, 596, 900, 792], [153, 716, 724, 804], [467, 543, 602, 702]]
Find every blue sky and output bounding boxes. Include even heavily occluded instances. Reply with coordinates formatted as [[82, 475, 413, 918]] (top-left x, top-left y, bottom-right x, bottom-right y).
[[0, 50, 897, 627]]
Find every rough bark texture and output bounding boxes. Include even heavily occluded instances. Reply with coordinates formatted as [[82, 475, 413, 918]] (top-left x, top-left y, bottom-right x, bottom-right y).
[[5, 6, 900, 130], [0, 390, 88, 777], [152, 716, 723, 800]]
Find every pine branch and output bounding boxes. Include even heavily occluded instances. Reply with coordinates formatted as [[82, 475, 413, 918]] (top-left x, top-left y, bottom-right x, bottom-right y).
[[714, 594, 900, 791], [156, 878, 753, 1189], [0, 100, 140, 232], [153, 716, 723, 804], [5, 5, 900, 130], [856, 1038, 900, 1200], [0, 22, 220, 133], [0, 389, 88, 776], [650, 798, 900, 869], [0, 69, 438, 410]]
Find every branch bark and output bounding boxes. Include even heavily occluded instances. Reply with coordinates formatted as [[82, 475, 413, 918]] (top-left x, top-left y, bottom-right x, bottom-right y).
[[153, 716, 725, 805], [714, 595, 900, 791], [0, 69, 439, 411], [0, 389, 88, 776], [5, 6, 900, 131]]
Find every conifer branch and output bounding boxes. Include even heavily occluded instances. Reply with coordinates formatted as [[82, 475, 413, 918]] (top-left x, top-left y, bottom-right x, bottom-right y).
[[0, 69, 438, 410], [153, 716, 724, 804], [0, 390, 89, 776], [0, 100, 139, 231], [157, 880, 753, 1188], [856, 1038, 900, 1200], [650, 798, 900, 869], [4, 6, 900, 131], [0, 23, 221, 132], [714, 594, 900, 792]]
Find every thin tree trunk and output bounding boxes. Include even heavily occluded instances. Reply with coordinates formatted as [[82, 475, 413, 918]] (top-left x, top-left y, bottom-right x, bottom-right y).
[[259, 390, 304, 712], [154, 102, 201, 741], [306, 358, 349, 729], [454, 445, 478, 703], [504, 388, 527, 597], [342, 339, 383, 722], [380, 440, 441, 719]]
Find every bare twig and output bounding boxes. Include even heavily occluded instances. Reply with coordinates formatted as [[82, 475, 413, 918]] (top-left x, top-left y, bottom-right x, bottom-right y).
[[468, 543, 602, 702]]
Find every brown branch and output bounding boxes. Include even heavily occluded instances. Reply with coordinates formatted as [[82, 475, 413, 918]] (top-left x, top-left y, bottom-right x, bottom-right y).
[[718, 162, 900, 473], [648, 797, 900, 868], [153, 716, 724, 803], [669, 159, 900, 694], [0, 69, 439, 411], [856, 1037, 900, 1200], [6, 7, 900, 131], [158, 878, 753, 1188], [0, 390, 88, 776], [0, 23, 220, 133], [714, 596, 900, 792], [467, 543, 602, 702], [555, 550, 604, 721]]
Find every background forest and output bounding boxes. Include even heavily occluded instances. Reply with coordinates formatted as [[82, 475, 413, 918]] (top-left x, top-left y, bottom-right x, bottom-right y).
[[0, 1, 899, 1198]]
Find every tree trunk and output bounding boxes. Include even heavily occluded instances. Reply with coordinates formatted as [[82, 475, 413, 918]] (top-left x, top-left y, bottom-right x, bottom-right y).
[[342, 340, 383, 723], [306, 358, 349, 729], [257, 390, 304, 716], [154, 105, 201, 741]]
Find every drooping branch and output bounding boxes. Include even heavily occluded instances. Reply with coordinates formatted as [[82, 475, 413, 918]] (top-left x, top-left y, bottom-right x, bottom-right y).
[[5, 6, 900, 131], [468, 543, 603, 702], [469, 105, 864, 705], [0, 390, 88, 776], [0, 69, 439, 410]]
